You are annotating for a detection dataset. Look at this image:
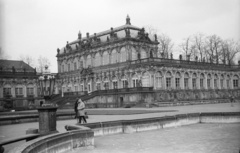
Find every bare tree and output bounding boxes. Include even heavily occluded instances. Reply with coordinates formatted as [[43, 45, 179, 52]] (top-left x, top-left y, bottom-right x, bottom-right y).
[[192, 33, 206, 62], [205, 35, 222, 64], [144, 25, 158, 37], [221, 39, 240, 65], [144, 26, 173, 58], [19, 55, 35, 67], [179, 36, 196, 60], [158, 33, 174, 58], [37, 56, 51, 73]]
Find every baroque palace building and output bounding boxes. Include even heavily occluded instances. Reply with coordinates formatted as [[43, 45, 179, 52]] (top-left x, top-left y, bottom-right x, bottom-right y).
[[55, 16, 240, 107], [0, 60, 43, 109]]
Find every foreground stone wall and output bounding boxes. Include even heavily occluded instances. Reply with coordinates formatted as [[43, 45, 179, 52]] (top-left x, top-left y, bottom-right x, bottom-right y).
[[67, 112, 240, 136], [9, 128, 94, 153]]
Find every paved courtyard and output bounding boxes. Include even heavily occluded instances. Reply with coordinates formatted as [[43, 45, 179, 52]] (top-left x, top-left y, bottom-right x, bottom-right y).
[[0, 102, 240, 153]]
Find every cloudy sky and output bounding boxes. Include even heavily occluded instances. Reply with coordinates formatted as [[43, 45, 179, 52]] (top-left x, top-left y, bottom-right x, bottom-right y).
[[0, 0, 239, 72]]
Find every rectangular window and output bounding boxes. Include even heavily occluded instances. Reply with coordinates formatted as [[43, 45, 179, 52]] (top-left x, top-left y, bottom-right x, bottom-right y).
[[192, 78, 196, 89], [175, 78, 180, 89], [27, 88, 34, 95], [113, 81, 118, 89], [88, 84, 91, 92], [81, 85, 84, 91], [233, 80, 239, 88], [207, 79, 211, 89], [200, 79, 204, 89], [184, 78, 188, 89], [166, 77, 171, 89], [3, 88, 11, 96], [74, 86, 78, 92], [96, 83, 101, 90], [122, 80, 128, 88], [104, 82, 109, 90], [15, 88, 23, 95]]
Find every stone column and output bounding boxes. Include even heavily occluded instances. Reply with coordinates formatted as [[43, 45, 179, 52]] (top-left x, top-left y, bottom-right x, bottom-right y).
[[37, 106, 58, 135]]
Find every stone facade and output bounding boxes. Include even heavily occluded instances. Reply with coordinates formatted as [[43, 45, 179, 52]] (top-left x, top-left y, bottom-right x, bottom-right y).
[[0, 60, 42, 109], [56, 16, 240, 106]]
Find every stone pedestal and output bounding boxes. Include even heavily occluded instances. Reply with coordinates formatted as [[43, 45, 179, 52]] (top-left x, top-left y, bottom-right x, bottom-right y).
[[37, 106, 58, 135]]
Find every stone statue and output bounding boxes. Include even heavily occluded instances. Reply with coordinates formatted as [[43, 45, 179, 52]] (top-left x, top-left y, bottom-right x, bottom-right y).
[[154, 34, 158, 42], [195, 56, 198, 61], [150, 51, 153, 58], [179, 54, 182, 60], [57, 48, 60, 54]]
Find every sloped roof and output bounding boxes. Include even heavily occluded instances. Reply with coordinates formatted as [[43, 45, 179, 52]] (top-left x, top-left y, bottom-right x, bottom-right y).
[[58, 17, 157, 55], [0, 60, 35, 71]]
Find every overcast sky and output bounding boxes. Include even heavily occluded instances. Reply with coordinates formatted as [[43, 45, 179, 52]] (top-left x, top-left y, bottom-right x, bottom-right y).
[[0, 0, 239, 73]]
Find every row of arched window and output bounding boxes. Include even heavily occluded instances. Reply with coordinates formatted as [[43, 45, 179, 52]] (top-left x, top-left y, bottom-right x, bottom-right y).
[[59, 46, 155, 72]]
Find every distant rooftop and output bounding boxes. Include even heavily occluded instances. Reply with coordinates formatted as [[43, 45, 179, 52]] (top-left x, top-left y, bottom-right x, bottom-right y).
[[0, 59, 35, 71]]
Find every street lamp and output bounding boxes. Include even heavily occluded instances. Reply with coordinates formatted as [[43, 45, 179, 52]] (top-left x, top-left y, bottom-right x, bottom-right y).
[[38, 65, 56, 105]]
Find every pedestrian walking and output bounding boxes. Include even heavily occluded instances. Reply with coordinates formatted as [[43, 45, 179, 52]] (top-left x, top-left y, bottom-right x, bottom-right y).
[[77, 98, 87, 124]]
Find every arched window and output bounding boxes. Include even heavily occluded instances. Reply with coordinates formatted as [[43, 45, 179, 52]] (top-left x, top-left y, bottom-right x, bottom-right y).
[[175, 72, 181, 89], [220, 74, 224, 89], [102, 51, 109, 65], [79, 57, 84, 68], [200, 73, 205, 89], [131, 47, 137, 61], [233, 75, 239, 89], [95, 53, 101, 66], [214, 74, 218, 89], [121, 75, 128, 88], [207, 74, 211, 89], [132, 74, 139, 88], [112, 76, 118, 89], [86, 55, 92, 67], [111, 49, 118, 64], [142, 72, 150, 87], [155, 72, 162, 89], [166, 72, 172, 89], [140, 48, 147, 59], [120, 47, 127, 62], [103, 77, 109, 90], [226, 75, 230, 89], [192, 73, 197, 89], [96, 78, 101, 90]]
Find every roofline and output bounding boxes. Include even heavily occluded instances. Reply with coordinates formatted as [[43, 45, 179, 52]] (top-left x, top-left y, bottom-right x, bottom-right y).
[[69, 24, 142, 45]]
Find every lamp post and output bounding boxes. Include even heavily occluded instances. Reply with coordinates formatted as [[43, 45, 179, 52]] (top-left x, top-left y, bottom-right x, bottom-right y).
[[37, 65, 58, 135]]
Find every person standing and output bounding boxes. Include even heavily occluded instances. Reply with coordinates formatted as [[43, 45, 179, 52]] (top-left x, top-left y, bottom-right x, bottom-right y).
[[77, 98, 87, 124]]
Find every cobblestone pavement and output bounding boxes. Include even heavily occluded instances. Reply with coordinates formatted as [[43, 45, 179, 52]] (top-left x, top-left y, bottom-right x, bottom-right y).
[[0, 103, 240, 153]]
